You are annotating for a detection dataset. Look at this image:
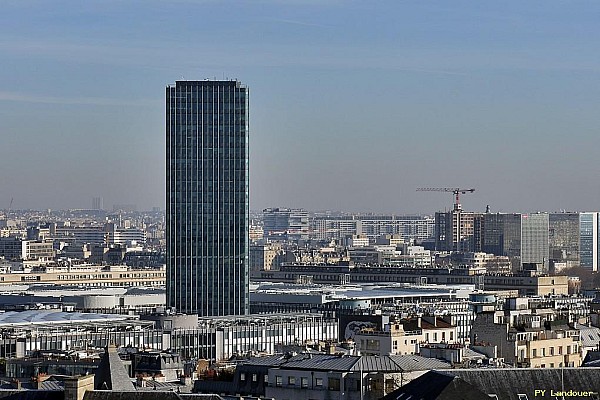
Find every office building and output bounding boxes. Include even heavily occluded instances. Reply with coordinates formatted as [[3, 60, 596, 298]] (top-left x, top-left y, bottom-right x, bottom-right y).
[[311, 217, 362, 241], [263, 208, 309, 241], [166, 80, 249, 316], [520, 213, 549, 271], [435, 210, 482, 252], [481, 213, 521, 260], [580, 212, 599, 271], [549, 212, 580, 270]]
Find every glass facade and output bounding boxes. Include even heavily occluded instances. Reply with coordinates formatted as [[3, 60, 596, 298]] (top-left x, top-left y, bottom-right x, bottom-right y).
[[482, 213, 521, 258], [549, 213, 580, 267], [521, 213, 549, 271], [166, 80, 249, 316], [579, 212, 598, 271]]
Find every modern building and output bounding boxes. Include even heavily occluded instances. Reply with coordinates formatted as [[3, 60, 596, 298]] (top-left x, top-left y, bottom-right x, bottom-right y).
[[481, 213, 521, 261], [580, 212, 599, 271], [92, 197, 104, 211], [356, 215, 434, 243], [166, 79, 249, 316], [311, 217, 362, 242], [435, 210, 483, 252], [520, 213, 549, 272], [263, 208, 309, 241], [0, 237, 54, 262], [548, 212, 580, 270], [252, 264, 569, 296], [480, 212, 550, 272]]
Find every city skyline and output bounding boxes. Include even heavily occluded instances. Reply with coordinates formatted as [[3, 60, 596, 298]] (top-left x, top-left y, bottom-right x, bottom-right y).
[[2, 2, 600, 213]]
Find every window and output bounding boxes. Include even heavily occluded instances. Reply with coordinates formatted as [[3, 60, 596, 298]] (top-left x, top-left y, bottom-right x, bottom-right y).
[[276, 376, 282, 387], [240, 373, 246, 381], [264, 375, 269, 383], [315, 378, 323, 387], [252, 374, 257, 382], [288, 376, 296, 385], [558, 346, 563, 355], [301, 377, 308, 388], [532, 349, 537, 357], [329, 378, 340, 391], [550, 347, 554, 356]]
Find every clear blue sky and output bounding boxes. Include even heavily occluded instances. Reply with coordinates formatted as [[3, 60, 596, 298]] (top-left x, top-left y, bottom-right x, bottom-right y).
[[1, 1, 599, 213]]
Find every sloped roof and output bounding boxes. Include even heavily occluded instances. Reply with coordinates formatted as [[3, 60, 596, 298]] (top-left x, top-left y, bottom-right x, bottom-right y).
[[351, 356, 401, 372], [84, 392, 224, 400], [462, 347, 487, 360], [0, 379, 64, 392], [583, 350, 600, 367], [448, 368, 600, 399], [579, 325, 600, 348], [0, 391, 63, 400], [388, 355, 451, 372], [94, 345, 135, 391], [273, 354, 358, 371], [381, 371, 489, 400], [244, 353, 450, 373], [387, 368, 600, 400]]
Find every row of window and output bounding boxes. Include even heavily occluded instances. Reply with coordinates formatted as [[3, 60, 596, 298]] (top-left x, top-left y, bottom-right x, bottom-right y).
[[531, 344, 578, 357], [272, 375, 325, 388]]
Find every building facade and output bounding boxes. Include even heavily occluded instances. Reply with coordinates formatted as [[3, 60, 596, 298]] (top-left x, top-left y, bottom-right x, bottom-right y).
[[580, 212, 599, 271], [166, 80, 249, 316], [263, 208, 309, 241], [435, 210, 482, 252], [549, 212, 580, 270], [520, 213, 549, 272]]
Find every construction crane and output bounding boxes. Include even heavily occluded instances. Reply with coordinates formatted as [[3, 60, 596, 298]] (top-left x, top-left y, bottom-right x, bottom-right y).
[[416, 187, 475, 211]]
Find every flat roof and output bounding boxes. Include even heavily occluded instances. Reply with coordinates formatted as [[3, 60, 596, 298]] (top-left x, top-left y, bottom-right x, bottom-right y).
[[0, 310, 130, 327]]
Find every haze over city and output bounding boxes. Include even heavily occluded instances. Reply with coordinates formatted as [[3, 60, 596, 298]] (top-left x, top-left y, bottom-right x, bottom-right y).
[[1, 1, 600, 213]]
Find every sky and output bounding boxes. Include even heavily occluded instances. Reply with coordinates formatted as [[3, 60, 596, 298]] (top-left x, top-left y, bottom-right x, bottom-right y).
[[1, 1, 600, 214]]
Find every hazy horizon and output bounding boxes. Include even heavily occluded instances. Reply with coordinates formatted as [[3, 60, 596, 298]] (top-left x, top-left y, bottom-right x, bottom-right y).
[[2, 1, 600, 214]]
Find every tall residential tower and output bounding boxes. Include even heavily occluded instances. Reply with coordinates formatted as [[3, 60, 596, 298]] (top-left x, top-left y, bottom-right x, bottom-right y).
[[166, 80, 249, 316]]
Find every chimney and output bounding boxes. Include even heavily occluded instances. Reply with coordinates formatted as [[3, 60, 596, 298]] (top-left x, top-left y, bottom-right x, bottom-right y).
[[63, 375, 95, 400]]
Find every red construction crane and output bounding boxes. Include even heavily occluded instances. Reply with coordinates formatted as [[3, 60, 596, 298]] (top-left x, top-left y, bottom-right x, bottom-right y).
[[416, 187, 475, 210]]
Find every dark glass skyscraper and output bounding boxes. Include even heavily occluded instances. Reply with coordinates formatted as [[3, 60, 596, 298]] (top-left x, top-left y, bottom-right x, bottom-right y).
[[166, 80, 249, 316]]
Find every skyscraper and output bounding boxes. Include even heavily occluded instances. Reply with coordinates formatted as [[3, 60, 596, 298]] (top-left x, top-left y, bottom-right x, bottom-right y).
[[579, 212, 599, 271], [166, 80, 249, 316], [520, 213, 549, 272]]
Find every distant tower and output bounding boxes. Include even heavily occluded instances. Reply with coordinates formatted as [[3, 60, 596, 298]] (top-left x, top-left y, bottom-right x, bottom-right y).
[[92, 197, 104, 210], [166, 80, 249, 316]]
